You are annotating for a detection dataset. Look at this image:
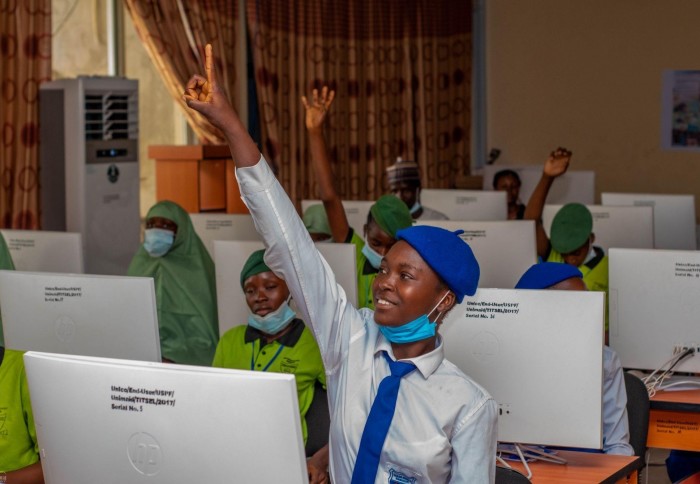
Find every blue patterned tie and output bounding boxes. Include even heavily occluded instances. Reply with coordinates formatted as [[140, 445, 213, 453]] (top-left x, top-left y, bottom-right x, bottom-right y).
[[351, 352, 417, 483]]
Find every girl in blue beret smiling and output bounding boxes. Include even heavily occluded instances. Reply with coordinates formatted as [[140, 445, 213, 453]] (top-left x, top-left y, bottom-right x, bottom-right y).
[[184, 45, 497, 484]]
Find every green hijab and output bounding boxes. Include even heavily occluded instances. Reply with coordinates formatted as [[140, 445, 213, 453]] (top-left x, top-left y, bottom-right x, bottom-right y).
[[127, 201, 218, 365], [0, 233, 14, 346]]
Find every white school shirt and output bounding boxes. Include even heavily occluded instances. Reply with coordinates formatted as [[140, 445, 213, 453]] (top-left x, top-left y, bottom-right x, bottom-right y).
[[602, 346, 634, 456], [237, 156, 497, 484], [417, 205, 449, 221]]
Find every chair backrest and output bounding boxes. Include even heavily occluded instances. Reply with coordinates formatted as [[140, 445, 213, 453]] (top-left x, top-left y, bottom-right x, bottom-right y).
[[304, 383, 330, 457], [624, 372, 650, 459], [496, 466, 531, 484]]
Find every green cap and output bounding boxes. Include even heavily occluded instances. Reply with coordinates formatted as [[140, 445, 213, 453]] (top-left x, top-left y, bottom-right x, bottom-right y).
[[550, 203, 593, 254], [303, 204, 331, 236], [240, 249, 271, 287], [370, 195, 413, 237]]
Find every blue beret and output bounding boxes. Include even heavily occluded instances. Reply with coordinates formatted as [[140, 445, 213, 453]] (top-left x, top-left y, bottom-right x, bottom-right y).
[[515, 262, 583, 290], [396, 225, 480, 303]]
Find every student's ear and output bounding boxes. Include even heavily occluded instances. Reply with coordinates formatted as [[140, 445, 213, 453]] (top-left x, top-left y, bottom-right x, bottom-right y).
[[436, 291, 456, 318], [590, 233, 596, 245], [363, 224, 368, 238]]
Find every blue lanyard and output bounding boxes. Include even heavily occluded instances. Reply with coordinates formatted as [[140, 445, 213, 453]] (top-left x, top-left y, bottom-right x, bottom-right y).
[[250, 340, 285, 372]]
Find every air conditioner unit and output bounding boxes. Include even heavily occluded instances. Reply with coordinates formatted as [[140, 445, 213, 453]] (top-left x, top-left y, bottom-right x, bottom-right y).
[[39, 77, 140, 275]]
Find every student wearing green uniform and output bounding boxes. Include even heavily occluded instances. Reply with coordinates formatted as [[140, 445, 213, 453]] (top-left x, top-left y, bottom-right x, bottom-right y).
[[0, 347, 44, 483], [127, 200, 219, 366], [0, 233, 15, 347], [301, 87, 413, 310], [212, 250, 328, 484], [524, 148, 608, 292]]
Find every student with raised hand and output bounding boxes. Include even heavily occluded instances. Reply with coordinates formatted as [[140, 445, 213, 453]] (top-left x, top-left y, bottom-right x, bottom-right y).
[[385, 157, 449, 220], [0, 347, 45, 483], [492, 169, 525, 220], [127, 200, 219, 366], [212, 249, 329, 483], [184, 44, 497, 483], [300, 87, 413, 310], [515, 263, 634, 457], [523, 148, 608, 294]]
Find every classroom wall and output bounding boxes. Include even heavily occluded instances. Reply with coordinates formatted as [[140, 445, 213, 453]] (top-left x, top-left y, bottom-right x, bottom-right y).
[[51, 0, 182, 219], [486, 0, 700, 221]]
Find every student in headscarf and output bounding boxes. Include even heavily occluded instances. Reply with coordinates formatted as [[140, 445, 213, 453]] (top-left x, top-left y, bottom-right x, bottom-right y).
[[0, 233, 14, 347], [385, 157, 448, 221], [212, 249, 329, 484], [515, 262, 633, 456], [300, 87, 413, 310], [127, 200, 219, 366], [303, 204, 333, 243]]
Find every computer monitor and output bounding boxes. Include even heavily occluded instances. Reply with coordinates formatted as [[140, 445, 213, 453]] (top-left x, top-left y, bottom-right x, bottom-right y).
[[601, 193, 697, 250], [23, 352, 308, 484], [419, 189, 507, 221], [0, 271, 160, 362], [541, 205, 654, 251], [416, 220, 537, 288], [301, 200, 374, 238], [609, 248, 700, 372], [189, 213, 261, 256], [442, 288, 604, 448], [1, 229, 84, 273], [214, 240, 357, 335], [482, 165, 596, 205]]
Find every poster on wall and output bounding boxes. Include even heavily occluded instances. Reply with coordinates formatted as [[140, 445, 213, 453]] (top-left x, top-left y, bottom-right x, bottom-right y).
[[662, 70, 700, 150]]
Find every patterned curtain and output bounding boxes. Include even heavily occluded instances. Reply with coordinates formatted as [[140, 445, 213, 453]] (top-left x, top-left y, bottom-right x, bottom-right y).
[[0, 0, 51, 229], [124, 0, 240, 144], [247, 0, 472, 205]]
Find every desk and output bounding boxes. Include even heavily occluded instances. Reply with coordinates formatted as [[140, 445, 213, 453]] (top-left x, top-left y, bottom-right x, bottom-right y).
[[648, 389, 700, 451], [499, 450, 641, 483]]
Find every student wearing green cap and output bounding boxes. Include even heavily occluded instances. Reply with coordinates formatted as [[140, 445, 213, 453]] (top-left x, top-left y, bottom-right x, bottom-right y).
[[184, 45, 497, 483], [0, 347, 44, 482], [212, 249, 329, 483], [300, 87, 413, 310], [127, 200, 219, 366], [524, 148, 608, 294], [303, 204, 333, 243]]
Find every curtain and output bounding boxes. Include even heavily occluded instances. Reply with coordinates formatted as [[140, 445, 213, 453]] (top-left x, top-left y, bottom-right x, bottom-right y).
[[0, 0, 51, 229], [247, 0, 472, 205], [124, 0, 241, 144]]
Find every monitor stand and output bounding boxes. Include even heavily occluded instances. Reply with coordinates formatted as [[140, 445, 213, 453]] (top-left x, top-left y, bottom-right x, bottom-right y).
[[497, 442, 567, 479]]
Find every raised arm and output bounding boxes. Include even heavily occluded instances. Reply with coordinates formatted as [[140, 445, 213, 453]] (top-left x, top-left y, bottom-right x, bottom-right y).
[[184, 45, 359, 372], [301, 88, 350, 242], [183, 44, 260, 169], [523, 147, 572, 258]]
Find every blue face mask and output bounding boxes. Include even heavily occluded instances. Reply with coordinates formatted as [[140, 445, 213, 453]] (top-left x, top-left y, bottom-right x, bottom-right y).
[[247, 298, 296, 335], [144, 228, 175, 258], [378, 291, 450, 344], [362, 240, 383, 270], [409, 201, 422, 215]]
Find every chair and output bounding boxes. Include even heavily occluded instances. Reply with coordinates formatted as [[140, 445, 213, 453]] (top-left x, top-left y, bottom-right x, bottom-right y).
[[675, 470, 700, 483], [304, 382, 330, 457], [495, 466, 531, 483], [624, 372, 650, 461]]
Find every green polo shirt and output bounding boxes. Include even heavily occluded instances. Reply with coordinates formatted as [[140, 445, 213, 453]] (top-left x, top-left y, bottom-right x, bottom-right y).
[[0, 348, 40, 473], [547, 246, 609, 327], [347, 229, 378, 310], [212, 319, 325, 443]]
